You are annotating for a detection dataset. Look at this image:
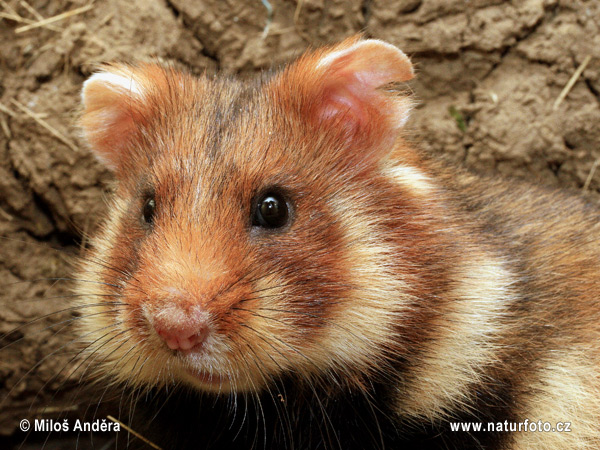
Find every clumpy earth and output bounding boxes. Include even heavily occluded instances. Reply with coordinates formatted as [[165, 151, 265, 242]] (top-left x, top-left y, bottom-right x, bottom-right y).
[[0, 0, 598, 447]]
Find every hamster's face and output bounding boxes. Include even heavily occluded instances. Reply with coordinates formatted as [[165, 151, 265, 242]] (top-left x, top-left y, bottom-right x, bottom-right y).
[[77, 37, 421, 393]]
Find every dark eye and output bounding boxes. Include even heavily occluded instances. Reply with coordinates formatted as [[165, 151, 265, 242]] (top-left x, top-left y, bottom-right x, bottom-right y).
[[142, 196, 156, 225], [253, 192, 289, 229]]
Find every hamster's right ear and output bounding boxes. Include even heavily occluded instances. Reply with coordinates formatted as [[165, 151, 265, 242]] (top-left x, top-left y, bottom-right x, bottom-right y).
[[80, 65, 150, 171]]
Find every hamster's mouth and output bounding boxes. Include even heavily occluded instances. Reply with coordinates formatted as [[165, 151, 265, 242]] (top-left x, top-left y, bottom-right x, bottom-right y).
[[184, 367, 230, 389]]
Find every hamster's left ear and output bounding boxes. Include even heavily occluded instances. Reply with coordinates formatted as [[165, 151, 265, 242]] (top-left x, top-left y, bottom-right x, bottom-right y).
[[274, 36, 414, 158], [80, 64, 170, 172]]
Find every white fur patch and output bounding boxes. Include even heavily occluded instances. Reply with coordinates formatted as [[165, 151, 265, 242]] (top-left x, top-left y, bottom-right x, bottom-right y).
[[385, 164, 436, 196], [313, 193, 415, 377], [514, 352, 600, 449], [82, 71, 144, 101], [396, 256, 513, 421], [316, 39, 410, 72]]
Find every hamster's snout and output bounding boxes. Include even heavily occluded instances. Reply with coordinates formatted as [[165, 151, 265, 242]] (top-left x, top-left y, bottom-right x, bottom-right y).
[[149, 303, 210, 352]]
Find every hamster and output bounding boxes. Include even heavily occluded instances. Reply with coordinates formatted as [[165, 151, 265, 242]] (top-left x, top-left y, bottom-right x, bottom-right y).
[[76, 35, 600, 450]]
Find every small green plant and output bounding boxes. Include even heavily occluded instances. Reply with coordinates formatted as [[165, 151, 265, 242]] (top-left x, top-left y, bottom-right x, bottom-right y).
[[449, 106, 467, 132]]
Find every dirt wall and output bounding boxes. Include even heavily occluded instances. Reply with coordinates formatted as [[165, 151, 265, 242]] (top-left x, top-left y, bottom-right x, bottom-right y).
[[0, 0, 599, 446]]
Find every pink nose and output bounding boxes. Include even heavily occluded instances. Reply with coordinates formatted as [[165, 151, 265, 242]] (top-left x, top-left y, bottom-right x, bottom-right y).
[[152, 305, 209, 351]]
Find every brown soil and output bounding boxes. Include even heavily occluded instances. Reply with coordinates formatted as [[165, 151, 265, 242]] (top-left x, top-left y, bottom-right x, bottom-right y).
[[0, 0, 599, 447]]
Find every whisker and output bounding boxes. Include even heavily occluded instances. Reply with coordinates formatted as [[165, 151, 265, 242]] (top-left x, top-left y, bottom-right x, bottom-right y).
[[0, 302, 125, 351], [1, 318, 126, 411], [12, 292, 122, 303], [248, 304, 399, 383], [2, 277, 121, 289], [237, 334, 294, 449], [27, 316, 128, 411]]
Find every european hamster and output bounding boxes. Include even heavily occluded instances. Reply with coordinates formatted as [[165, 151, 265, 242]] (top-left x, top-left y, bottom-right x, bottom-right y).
[[76, 36, 600, 449]]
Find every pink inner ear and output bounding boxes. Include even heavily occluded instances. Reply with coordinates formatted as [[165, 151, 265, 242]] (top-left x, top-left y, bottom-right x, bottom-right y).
[[313, 39, 414, 140], [85, 108, 138, 170], [319, 71, 384, 135], [320, 83, 367, 126]]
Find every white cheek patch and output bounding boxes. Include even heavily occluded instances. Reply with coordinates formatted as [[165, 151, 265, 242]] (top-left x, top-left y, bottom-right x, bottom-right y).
[[385, 164, 435, 196]]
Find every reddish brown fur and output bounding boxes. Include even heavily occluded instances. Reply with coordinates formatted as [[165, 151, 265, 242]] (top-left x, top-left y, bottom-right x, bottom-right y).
[[76, 37, 600, 450]]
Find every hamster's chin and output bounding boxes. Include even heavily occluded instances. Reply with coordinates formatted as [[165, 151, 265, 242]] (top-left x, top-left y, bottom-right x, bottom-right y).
[[181, 367, 232, 391], [180, 366, 267, 393], [177, 352, 263, 393]]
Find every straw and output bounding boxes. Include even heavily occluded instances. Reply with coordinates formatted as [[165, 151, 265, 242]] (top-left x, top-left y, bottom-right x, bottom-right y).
[[10, 99, 79, 154], [553, 55, 592, 111], [107, 415, 163, 450], [15, 3, 93, 33], [583, 158, 600, 191]]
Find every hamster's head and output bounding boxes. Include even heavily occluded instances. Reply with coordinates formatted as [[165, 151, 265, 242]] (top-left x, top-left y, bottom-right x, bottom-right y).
[[77, 36, 422, 394]]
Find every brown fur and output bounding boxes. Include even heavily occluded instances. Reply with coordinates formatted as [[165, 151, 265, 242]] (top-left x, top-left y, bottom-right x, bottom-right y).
[[76, 37, 600, 449]]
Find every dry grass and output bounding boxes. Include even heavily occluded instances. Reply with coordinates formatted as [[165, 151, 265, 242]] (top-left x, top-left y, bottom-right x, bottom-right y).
[[583, 158, 600, 191], [10, 99, 79, 158], [107, 415, 163, 450], [553, 55, 593, 111], [0, 0, 62, 31], [15, 3, 94, 33]]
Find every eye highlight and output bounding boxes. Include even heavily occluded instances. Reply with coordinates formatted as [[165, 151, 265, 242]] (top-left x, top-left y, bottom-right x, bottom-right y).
[[142, 196, 156, 225], [253, 192, 290, 229]]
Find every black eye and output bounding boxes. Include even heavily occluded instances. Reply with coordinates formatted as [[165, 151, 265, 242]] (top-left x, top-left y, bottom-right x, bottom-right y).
[[253, 192, 289, 229], [142, 197, 156, 225]]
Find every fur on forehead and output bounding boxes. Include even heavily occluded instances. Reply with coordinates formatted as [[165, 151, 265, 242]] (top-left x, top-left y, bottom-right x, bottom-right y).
[[80, 36, 415, 178]]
